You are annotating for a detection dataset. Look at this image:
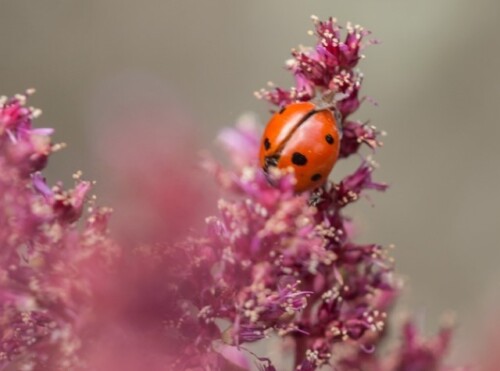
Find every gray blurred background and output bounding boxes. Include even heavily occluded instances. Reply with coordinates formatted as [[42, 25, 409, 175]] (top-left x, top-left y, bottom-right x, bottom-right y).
[[1, 0, 500, 363]]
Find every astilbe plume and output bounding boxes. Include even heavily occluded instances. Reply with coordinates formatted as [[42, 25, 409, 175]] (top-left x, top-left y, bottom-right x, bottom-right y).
[[192, 17, 464, 370], [0, 16, 469, 371]]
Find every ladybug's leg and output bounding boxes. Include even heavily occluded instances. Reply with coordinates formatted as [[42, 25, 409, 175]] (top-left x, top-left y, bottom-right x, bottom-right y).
[[263, 154, 280, 173], [314, 103, 337, 112]]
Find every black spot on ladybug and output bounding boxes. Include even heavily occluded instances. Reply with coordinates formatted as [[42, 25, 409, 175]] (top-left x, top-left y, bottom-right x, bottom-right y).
[[311, 173, 322, 182], [263, 154, 280, 172], [279, 106, 286, 114], [292, 152, 307, 166], [264, 138, 271, 150], [325, 134, 334, 144]]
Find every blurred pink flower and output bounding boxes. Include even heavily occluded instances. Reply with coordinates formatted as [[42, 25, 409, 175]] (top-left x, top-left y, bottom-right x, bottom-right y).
[[0, 92, 119, 369]]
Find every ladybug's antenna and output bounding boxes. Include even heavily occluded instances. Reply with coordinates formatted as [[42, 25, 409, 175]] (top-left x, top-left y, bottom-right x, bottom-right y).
[[315, 104, 337, 112]]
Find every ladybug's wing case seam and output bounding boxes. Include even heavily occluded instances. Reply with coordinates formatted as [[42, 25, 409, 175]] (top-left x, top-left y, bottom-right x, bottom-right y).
[[259, 102, 316, 169]]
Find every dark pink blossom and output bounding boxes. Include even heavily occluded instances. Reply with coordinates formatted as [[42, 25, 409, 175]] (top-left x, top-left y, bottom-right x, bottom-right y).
[[340, 120, 383, 158], [256, 17, 375, 114]]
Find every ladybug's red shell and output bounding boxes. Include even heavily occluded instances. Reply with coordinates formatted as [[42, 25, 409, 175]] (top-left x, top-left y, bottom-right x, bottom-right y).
[[259, 102, 340, 192]]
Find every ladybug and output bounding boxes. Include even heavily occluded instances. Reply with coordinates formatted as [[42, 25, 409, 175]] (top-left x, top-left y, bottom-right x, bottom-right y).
[[259, 102, 341, 192]]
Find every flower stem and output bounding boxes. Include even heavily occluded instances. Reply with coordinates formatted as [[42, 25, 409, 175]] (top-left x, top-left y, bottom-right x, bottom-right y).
[[294, 335, 308, 368]]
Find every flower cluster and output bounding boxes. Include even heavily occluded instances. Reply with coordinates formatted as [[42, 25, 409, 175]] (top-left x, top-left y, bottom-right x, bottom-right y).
[[200, 116, 393, 369], [233, 17, 393, 368], [0, 16, 468, 371], [192, 17, 462, 370]]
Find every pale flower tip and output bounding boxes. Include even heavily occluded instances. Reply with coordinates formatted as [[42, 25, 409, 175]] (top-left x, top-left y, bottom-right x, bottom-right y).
[[15, 95, 27, 106], [441, 311, 457, 327], [52, 142, 67, 152], [72, 170, 83, 180]]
